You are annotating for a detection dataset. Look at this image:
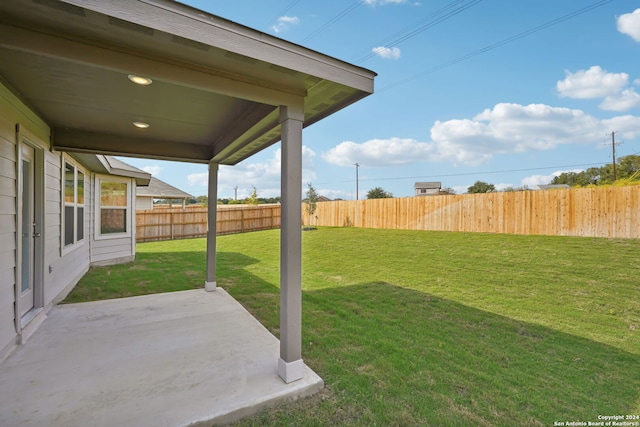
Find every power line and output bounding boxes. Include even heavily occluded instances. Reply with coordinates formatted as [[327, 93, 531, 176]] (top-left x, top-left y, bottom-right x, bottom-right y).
[[315, 162, 607, 186], [353, 0, 482, 63], [379, 0, 614, 92], [608, 131, 623, 181], [268, 0, 304, 29], [302, 1, 363, 43]]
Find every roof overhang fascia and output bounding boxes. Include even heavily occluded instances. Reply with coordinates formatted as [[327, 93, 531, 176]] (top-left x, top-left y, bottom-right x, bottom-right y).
[[56, 129, 214, 164], [0, 0, 376, 164], [101, 156, 151, 185], [68, 153, 151, 185], [0, 23, 306, 107], [63, 0, 375, 93]]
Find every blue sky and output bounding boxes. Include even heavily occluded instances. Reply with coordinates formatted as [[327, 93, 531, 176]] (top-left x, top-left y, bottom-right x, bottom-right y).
[[121, 0, 640, 199]]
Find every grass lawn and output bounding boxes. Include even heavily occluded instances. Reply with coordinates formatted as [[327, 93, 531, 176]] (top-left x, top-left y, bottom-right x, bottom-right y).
[[65, 228, 640, 426]]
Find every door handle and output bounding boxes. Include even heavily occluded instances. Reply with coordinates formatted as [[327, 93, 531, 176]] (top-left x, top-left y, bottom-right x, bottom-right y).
[[34, 233, 41, 238]]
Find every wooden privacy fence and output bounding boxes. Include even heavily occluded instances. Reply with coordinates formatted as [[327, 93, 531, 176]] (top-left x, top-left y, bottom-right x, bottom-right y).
[[136, 204, 281, 242], [305, 186, 640, 239]]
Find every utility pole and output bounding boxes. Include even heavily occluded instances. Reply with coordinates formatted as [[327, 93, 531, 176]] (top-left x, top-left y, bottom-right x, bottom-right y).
[[609, 131, 622, 181], [355, 163, 359, 200]]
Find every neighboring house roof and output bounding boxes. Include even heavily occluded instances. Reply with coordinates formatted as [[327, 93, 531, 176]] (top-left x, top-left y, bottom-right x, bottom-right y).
[[317, 196, 332, 202], [137, 177, 193, 200], [0, 0, 375, 165], [414, 182, 441, 189], [537, 184, 570, 190], [69, 154, 151, 185]]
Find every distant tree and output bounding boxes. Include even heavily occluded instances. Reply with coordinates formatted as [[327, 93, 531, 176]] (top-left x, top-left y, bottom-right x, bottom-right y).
[[196, 195, 208, 206], [246, 186, 259, 205], [260, 196, 281, 204], [551, 172, 580, 186], [617, 154, 640, 180], [502, 186, 530, 192], [305, 183, 318, 229], [367, 187, 393, 199], [441, 187, 456, 195], [551, 168, 601, 187], [467, 181, 495, 193], [546, 155, 640, 188]]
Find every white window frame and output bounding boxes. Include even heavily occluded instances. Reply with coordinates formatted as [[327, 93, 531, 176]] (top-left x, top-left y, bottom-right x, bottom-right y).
[[95, 175, 132, 240], [61, 155, 86, 254]]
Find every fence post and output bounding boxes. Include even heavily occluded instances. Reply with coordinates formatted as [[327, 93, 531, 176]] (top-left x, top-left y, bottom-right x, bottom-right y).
[[170, 210, 174, 240]]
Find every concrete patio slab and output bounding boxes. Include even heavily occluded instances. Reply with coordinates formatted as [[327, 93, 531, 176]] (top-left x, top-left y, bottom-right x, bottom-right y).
[[0, 289, 323, 427]]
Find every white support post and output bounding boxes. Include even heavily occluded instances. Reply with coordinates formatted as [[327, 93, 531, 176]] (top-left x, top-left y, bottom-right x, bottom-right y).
[[278, 104, 304, 383], [205, 161, 218, 291]]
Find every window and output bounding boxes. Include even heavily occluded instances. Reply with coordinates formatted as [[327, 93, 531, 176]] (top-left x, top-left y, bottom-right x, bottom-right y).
[[97, 178, 130, 236], [63, 159, 85, 247]]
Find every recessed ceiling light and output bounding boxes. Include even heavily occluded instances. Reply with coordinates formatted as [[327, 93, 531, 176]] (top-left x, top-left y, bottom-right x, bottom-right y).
[[133, 122, 149, 129], [128, 74, 152, 85]]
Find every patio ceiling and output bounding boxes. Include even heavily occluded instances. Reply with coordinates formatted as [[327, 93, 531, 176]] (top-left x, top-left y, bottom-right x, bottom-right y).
[[0, 0, 375, 165]]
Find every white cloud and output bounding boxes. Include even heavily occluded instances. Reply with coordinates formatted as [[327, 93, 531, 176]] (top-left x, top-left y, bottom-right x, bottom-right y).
[[599, 88, 640, 111], [187, 146, 316, 198], [431, 103, 613, 165], [141, 165, 162, 176], [603, 115, 640, 140], [186, 173, 205, 187], [323, 103, 640, 167], [557, 66, 628, 99], [494, 183, 515, 191], [451, 185, 468, 195], [318, 188, 352, 200], [617, 8, 640, 42], [322, 137, 435, 167], [271, 16, 300, 33], [371, 46, 401, 60]]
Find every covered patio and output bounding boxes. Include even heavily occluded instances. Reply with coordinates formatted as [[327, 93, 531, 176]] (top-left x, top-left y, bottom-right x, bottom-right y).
[[0, 0, 374, 423], [0, 289, 323, 426], [0, 0, 375, 383]]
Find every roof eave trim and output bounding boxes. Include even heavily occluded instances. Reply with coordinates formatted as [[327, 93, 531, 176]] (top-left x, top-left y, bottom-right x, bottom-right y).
[[98, 155, 152, 185]]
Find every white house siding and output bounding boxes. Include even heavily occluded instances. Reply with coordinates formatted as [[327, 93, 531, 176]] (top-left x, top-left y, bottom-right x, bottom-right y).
[[0, 83, 92, 358], [136, 196, 153, 211], [0, 83, 48, 358], [90, 174, 136, 266], [0, 113, 18, 359], [0, 80, 145, 360], [44, 151, 91, 306], [90, 236, 135, 265]]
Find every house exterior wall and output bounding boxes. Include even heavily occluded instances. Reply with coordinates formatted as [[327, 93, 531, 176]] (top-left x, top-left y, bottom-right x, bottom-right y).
[[45, 153, 92, 307], [90, 174, 136, 266], [0, 108, 19, 360], [415, 188, 440, 196], [0, 81, 137, 360], [136, 195, 153, 210], [0, 81, 51, 358]]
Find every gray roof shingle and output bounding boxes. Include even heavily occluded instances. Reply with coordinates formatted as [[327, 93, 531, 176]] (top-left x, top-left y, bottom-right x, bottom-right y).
[[137, 177, 193, 199]]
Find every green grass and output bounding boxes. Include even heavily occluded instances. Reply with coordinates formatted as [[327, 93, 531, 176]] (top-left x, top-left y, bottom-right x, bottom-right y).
[[65, 228, 640, 426]]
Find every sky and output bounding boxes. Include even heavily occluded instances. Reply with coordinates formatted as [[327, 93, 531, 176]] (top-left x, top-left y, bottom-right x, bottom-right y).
[[119, 0, 640, 200]]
